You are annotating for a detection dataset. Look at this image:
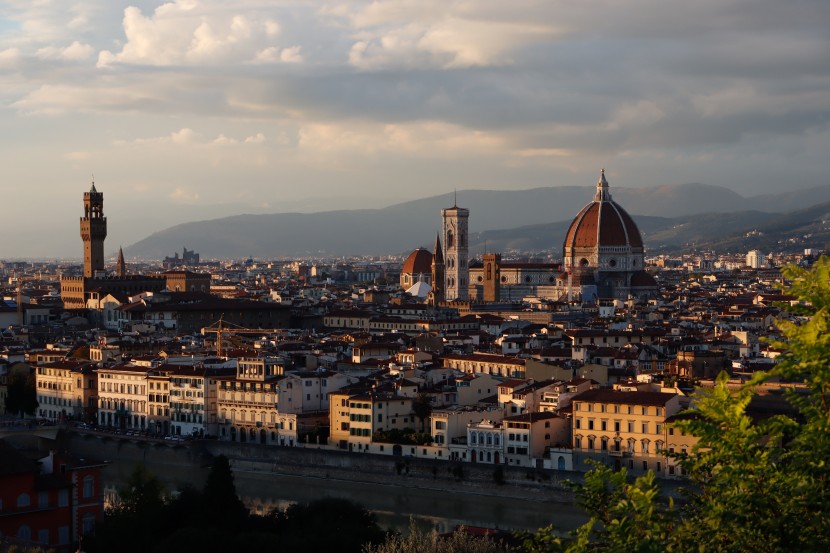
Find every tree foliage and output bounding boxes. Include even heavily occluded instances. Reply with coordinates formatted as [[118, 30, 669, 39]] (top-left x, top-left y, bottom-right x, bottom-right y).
[[86, 458, 385, 553], [524, 257, 830, 552], [365, 520, 510, 553], [5, 365, 38, 417]]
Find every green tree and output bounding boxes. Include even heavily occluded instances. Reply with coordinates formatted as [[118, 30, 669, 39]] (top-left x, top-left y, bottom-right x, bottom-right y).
[[524, 256, 830, 552]]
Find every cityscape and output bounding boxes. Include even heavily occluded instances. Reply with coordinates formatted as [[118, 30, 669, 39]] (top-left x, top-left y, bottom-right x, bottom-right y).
[[2, 172, 826, 552], [2, 1, 829, 552]]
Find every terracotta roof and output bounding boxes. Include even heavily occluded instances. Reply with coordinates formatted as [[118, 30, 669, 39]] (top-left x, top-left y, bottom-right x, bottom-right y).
[[564, 178, 644, 251], [573, 388, 677, 406], [402, 248, 433, 275]]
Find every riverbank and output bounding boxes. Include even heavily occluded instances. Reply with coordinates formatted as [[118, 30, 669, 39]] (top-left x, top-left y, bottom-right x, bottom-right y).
[[63, 429, 588, 532]]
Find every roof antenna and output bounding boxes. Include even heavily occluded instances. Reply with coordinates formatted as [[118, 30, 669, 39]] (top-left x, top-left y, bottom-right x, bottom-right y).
[[454, 189, 457, 207]]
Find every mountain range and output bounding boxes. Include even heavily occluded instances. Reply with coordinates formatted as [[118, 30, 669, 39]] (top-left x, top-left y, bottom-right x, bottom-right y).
[[127, 183, 830, 259]]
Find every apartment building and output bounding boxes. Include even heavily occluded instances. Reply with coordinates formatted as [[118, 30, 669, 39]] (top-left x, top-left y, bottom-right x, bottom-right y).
[[35, 360, 97, 422], [215, 357, 283, 444], [443, 353, 526, 378], [96, 363, 151, 430], [503, 411, 570, 467], [329, 389, 414, 452], [571, 389, 683, 474]]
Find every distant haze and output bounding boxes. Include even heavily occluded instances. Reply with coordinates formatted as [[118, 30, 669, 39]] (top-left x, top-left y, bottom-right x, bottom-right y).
[[1, 1, 828, 258], [123, 183, 830, 259]]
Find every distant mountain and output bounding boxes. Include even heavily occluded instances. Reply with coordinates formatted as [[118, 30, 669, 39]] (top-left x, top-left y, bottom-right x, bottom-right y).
[[690, 200, 830, 253], [127, 183, 830, 259]]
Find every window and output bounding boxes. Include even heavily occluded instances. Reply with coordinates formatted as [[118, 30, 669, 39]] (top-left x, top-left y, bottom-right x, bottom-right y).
[[83, 475, 95, 498], [17, 526, 31, 541], [38, 528, 49, 545], [58, 490, 69, 507], [38, 491, 48, 508], [575, 419, 581, 429], [17, 493, 30, 508], [601, 421, 607, 431], [58, 526, 69, 545]]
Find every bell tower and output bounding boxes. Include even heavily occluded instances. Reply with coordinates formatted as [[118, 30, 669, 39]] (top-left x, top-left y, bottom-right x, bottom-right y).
[[80, 181, 107, 277], [442, 196, 469, 301]]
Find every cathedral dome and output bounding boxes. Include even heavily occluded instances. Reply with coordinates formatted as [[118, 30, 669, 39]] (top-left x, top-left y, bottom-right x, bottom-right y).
[[563, 170, 643, 251], [402, 248, 433, 275]]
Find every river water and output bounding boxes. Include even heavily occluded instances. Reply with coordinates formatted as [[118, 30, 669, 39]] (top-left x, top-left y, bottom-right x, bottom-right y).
[[101, 457, 587, 535]]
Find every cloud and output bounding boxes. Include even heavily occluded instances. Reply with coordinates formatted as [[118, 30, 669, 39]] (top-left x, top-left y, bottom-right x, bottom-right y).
[[0, 48, 21, 68], [97, 1, 290, 67], [36, 41, 95, 61]]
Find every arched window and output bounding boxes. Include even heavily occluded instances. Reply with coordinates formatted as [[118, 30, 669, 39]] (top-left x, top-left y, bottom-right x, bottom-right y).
[[17, 493, 30, 508], [447, 231, 454, 248], [17, 525, 31, 541], [470, 433, 477, 444]]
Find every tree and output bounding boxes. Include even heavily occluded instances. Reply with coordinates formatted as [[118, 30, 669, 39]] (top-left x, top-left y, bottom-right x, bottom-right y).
[[412, 392, 433, 432], [5, 364, 38, 417], [366, 520, 510, 553], [201, 455, 247, 530], [524, 256, 830, 552]]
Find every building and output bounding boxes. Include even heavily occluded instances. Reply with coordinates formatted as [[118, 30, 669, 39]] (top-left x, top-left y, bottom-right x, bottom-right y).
[[571, 388, 683, 473], [400, 248, 433, 290], [163, 270, 211, 293], [0, 441, 105, 553], [80, 182, 106, 278], [443, 353, 526, 378], [329, 389, 415, 452], [746, 250, 766, 269], [468, 260, 563, 302], [163, 247, 200, 269], [442, 201, 470, 301], [34, 360, 97, 422], [95, 363, 152, 430], [503, 411, 570, 467], [215, 357, 283, 444], [562, 170, 658, 300]]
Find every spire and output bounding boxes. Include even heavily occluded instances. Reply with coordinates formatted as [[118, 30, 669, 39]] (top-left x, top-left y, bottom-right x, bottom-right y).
[[91, 173, 97, 193], [594, 168, 611, 201], [116, 246, 126, 277], [432, 232, 444, 264]]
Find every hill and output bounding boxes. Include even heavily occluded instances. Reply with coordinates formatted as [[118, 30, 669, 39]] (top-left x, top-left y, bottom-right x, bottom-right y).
[[127, 183, 830, 258]]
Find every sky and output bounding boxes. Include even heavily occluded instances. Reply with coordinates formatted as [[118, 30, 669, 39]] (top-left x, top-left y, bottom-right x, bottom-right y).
[[1, 0, 829, 259]]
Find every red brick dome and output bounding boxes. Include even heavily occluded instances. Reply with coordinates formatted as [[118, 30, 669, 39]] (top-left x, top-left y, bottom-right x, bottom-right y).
[[402, 248, 433, 274], [563, 171, 643, 250]]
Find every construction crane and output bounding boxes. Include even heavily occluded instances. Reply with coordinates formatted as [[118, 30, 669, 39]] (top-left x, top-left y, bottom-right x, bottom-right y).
[[200, 317, 288, 357]]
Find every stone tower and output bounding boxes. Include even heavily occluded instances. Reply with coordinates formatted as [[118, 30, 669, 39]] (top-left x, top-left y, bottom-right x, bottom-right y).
[[442, 199, 469, 301], [482, 253, 501, 302], [80, 182, 107, 278]]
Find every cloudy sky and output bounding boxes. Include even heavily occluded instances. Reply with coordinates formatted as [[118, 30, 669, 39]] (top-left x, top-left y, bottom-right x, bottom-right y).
[[1, 0, 828, 258]]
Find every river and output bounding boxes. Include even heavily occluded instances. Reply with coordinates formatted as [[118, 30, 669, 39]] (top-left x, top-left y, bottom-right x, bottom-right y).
[[100, 456, 587, 535]]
